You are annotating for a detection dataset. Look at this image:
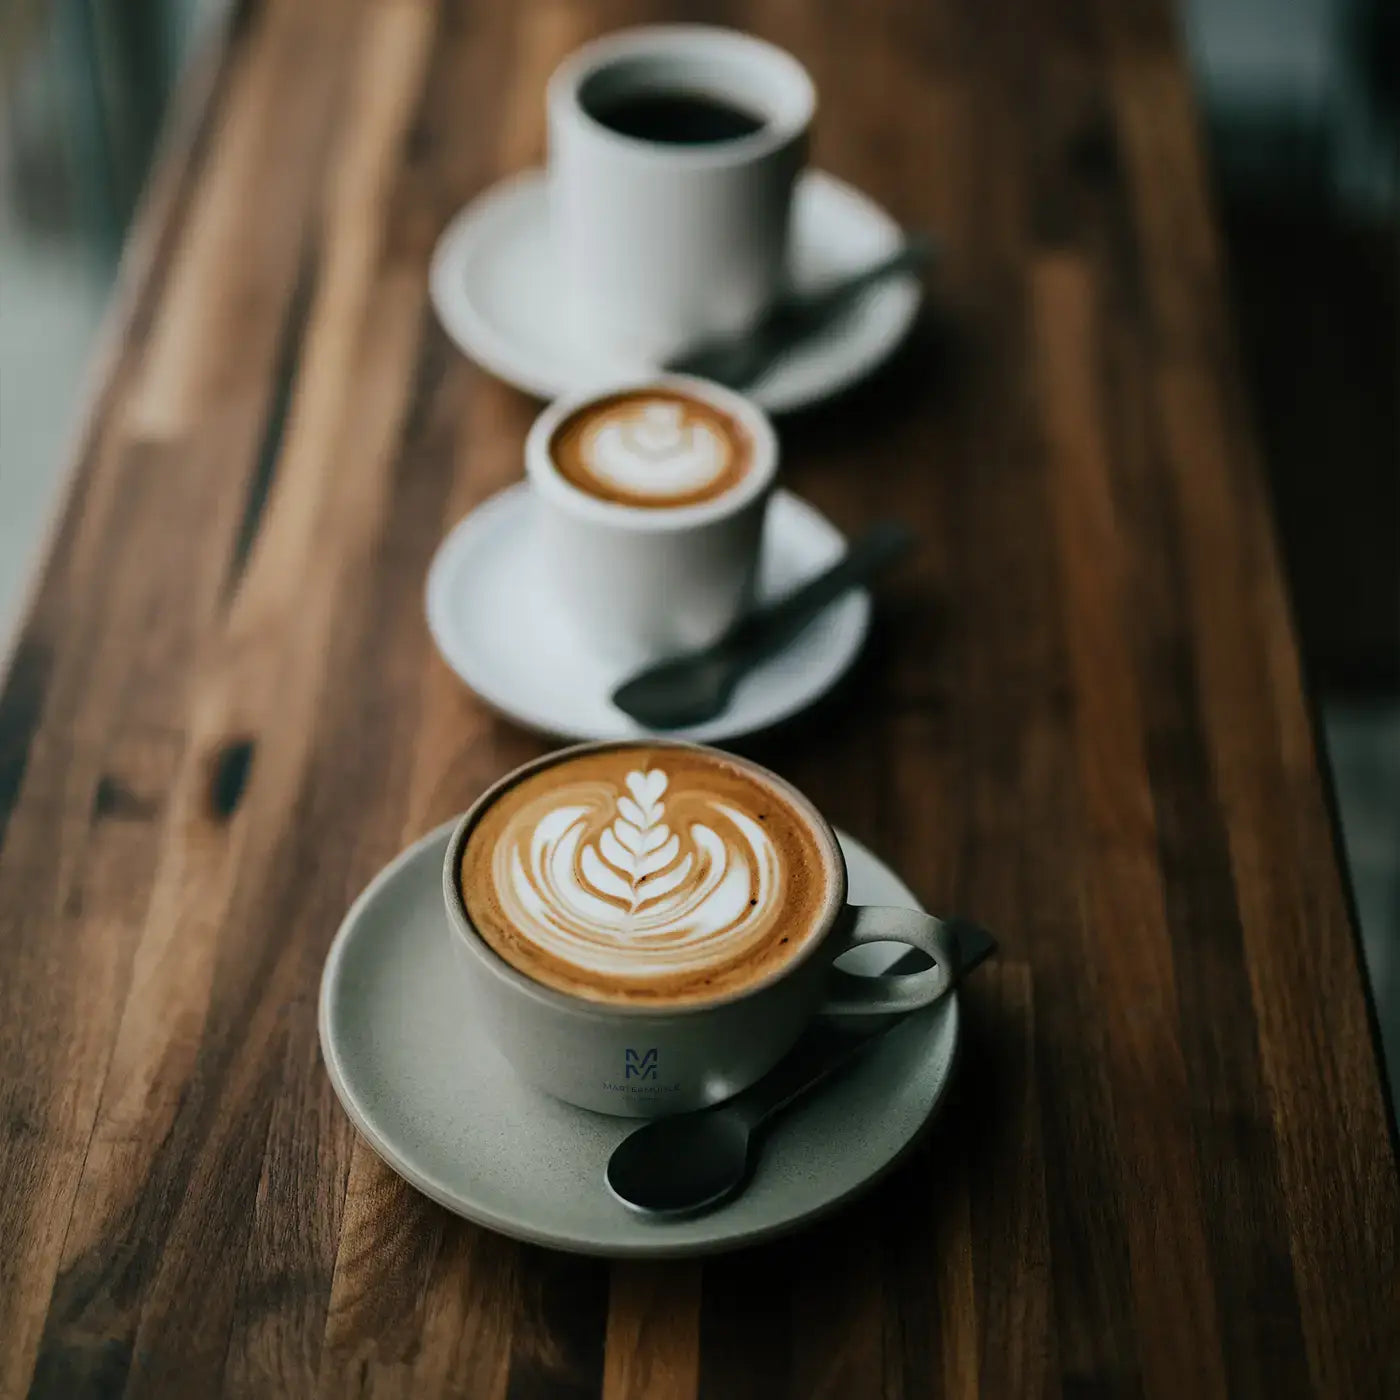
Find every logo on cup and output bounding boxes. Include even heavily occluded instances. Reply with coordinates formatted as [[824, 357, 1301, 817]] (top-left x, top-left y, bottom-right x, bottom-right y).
[[625, 1048, 658, 1081]]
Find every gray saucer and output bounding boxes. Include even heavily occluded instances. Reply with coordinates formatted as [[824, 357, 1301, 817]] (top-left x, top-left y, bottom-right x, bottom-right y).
[[318, 821, 960, 1258]]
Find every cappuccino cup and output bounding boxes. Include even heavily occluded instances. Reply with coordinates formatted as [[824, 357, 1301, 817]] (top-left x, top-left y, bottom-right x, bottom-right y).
[[525, 375, 777, 666], [444, 740, 964, 1117], [548, 26, 814, 362]]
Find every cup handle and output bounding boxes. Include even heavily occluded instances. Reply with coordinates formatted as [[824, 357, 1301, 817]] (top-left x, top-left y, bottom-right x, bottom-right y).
[[819, 906, 965, 1018]]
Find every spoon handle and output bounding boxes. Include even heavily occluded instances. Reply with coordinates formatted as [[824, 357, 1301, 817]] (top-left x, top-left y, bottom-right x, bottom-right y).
[[664, 237, 933, 384], [793, 236, 933, 323], [727, 919, 996, 1131], [725, 1022, 888, 1130], [725, 520, 914, 663]]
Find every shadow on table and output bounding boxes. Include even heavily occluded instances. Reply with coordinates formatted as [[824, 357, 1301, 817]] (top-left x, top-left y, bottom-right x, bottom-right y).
[[695, 973, 1025, 1388], [729, 584, 947, 775], [775, 299, 973, 460]]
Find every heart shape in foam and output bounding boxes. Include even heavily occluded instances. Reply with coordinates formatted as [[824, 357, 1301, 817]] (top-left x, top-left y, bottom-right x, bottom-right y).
[[631, 404, 686, 454], [625, 769, 668, 814]]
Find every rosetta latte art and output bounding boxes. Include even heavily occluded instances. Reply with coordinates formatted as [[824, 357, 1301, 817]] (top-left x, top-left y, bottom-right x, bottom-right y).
[[579, 400, 730, 500], [492, 767, 784, 982]]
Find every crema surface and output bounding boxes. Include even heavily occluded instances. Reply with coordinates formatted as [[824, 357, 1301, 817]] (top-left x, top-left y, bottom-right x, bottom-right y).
[[548, 390, 752, 509], [460, 746, 838, 1006]]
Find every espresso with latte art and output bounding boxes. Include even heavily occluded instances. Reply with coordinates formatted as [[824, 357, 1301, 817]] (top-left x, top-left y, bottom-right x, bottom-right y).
[[548, 389, 753, 509], [460, 745, 839, 1006]]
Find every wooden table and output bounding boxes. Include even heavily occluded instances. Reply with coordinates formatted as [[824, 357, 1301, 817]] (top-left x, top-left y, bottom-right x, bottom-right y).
[[2, 0, 1397, 1395]]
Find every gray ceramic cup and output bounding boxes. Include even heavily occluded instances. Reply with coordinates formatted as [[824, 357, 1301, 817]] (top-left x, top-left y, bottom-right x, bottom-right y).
[[443, 740, 962, 1117]]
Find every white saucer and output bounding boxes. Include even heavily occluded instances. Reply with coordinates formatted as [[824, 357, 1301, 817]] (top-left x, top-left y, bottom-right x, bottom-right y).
[[430, 168, 921, 415], [425, 484, 870, 744], [319, 821, 959, 1258]]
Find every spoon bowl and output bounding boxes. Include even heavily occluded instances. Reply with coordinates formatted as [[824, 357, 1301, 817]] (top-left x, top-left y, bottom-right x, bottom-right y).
[[606, 1108, 754, 1218], [611, 652, 738, 731]]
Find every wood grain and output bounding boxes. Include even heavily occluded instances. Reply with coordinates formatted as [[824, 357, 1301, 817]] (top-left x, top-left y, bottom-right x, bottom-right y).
[[602, 1264, 701, 1400], [1, 0, 1396, 1396]]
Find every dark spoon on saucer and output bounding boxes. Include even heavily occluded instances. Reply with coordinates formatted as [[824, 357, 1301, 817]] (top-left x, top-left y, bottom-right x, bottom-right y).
[[605, 920, 996, 1218], [611, 520, 913, 729]]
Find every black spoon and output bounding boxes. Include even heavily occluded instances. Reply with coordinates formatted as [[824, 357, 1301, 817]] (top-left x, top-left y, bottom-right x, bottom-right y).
[[610, 520, 913, 729], [605, 920, 996, 1218], [663, 237, 934, 388]]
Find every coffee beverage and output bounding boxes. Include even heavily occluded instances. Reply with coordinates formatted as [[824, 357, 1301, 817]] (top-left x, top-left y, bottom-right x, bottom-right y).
[[547, 388, 753, 510], [583, 88, 766, 145], [446, 738, 963, 1116], [459, 743, 839, 1007], [526, 378, 776, 664]]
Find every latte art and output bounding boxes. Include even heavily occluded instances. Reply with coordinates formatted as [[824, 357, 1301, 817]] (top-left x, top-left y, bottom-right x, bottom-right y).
[[499, 768, 781, 982], [585, 403, 728, 500], [548, 389, 752, 509], [460, 745, 838, 1006]]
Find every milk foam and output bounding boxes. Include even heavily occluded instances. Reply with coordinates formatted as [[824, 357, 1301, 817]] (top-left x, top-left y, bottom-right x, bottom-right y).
[[490, 766, 783, 981], [578, 400, 731, 501]]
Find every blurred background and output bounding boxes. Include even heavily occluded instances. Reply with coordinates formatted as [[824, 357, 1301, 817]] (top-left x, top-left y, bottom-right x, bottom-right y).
[[1, 0, 1397, 1094]]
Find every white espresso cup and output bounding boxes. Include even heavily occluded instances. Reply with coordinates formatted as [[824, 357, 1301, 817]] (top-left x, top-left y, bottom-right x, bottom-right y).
[[443, 740, 965, 1118], [548, 26, 815, 362], [525, 375, 777, 666]]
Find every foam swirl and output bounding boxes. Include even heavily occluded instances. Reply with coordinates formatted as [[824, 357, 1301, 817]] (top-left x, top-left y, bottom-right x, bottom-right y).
[[578, 400, 731, 500], [490, 766, 783, 982]]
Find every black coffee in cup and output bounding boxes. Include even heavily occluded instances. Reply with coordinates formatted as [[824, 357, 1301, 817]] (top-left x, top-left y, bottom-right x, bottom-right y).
[[584, 88, 766, 145]]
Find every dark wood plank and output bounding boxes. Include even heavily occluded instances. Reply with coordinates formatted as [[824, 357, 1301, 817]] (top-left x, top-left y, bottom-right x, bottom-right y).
[[1035, 254, 1226, 1394], [961, 966, 1055, 1398], [317, 1151, 512, 1399], [697, 1241, 793, 1400], [602, 1263, 701, 1400], [1224, 210, 1400, 689], [505, 1246, 609, 1400], [1, 0, 1396, 1396], [1106, 282, 1314, 1399]]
